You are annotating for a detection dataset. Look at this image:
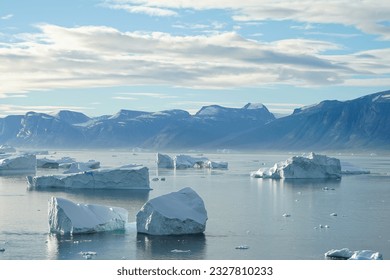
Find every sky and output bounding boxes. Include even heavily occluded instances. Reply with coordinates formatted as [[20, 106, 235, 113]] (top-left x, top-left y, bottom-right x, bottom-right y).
[[0, 0, 389, 117]]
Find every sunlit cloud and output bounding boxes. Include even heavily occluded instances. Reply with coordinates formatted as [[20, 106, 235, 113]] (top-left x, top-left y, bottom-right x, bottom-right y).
[[1, 24, 389, 98], [103, 1, 390, 40]]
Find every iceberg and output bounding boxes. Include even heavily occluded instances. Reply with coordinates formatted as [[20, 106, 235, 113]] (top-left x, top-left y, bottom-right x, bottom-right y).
[[325, 248, 383, 260], [205, 160, 228, 169], [156, 153, 174, 169], [37, 158, 60, 169], [341, 161, 370, 175], [0, 154, 36, 175], [174, 154, 210, 169], [136, 187, 208, 235], [48, 197, 128, 235], [27, 166, 150, 190], [63, 160, 100, 174], [251, 153, 341, 179]]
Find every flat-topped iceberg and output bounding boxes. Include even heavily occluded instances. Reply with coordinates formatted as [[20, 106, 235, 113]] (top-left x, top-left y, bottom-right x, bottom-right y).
[[136, 187, 208, 235], [156, 153, 174, 169], [27, 166, 150, 190], [0, 154, 36, 175], [49, 197, 128, 235], [37, 156, 76, 169], [325, 248, 383, 260], [251, 152, 341, 179]]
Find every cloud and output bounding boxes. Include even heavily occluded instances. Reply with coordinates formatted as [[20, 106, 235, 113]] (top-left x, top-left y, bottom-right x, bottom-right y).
[[103, 1, 390, 40], [102, 1, 177, 17], [1, 24, 389, 97], [115, 92, 178, 98], [1, 14, 13, 20]]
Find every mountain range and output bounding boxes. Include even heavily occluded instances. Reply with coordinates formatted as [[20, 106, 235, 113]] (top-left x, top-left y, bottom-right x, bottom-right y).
[[0, 90, 389, 151]]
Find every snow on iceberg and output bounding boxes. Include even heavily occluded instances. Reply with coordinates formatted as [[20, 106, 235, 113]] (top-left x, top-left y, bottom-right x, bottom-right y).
[[251, 152, 341, 179], [136, 187, 208, 235], [325, 248, 383, 260], [0, 154, 36, 175], [156, 153, 174, 169], [49, 197, 128, 235], [27, 166, 150, 190]]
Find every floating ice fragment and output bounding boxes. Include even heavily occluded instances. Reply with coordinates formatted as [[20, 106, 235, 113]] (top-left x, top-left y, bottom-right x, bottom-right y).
[[0, 248, 5, 252], [325, 248, 382, 260], [235, 245, 249, 250], [171, 249, 191, 253], [152, 177, 159, 181], [330, 213, 337, 216], [282, 213, 291, 217]]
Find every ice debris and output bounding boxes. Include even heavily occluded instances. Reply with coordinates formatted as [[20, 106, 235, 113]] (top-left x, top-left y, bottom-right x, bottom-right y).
[[136, 187, 208, 235], [27, 166, 150, 190], [325, 248, 383, 260], [235, 245, 249, 250], [49, 197, 128, 235], [251, 152, 341, 179]]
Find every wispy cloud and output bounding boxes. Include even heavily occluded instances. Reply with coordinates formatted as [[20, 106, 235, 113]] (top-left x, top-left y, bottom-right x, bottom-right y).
[[1, 24, 389, 97], [115, 92, 178, 98], [1, 14, 13, 20], [102, 1, 177, 17], [102, 1, 390, 40]]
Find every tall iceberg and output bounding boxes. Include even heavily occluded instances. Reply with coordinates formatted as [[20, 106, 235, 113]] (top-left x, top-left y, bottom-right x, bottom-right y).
[[48, 197, 128, 235], [137, 187, 208, 235], [27, 166, 150, 189], [251, 152, 341, 179], [156, 153, 174, 169]]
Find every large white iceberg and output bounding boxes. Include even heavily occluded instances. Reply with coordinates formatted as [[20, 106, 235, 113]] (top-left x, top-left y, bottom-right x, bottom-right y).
[[27, 166, 150, 189], [325, 248, 382, 260], [0, 154, 36, 175], [156, 153, 174, 169], [136, 187, 208, 235], [48, 197, 128, 235], [251, 153, 341, 179]]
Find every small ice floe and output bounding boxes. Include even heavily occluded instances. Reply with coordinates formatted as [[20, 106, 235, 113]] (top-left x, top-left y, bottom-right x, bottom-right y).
[[152, 177, 159, 181], [330, 213, 338, 216], [161, 177, 166, 181], [325, 248, 383, 260], [324, 225, 330, 228], [282, 213, 291, 218], [235, 245, 249, 250], [171, 249, 191, 253], [0, 248, 5, 252], [79, 251, 97, 259]]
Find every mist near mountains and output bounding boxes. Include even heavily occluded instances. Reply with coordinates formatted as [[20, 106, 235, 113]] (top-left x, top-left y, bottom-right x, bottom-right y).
[[1, 91, 389, 151]]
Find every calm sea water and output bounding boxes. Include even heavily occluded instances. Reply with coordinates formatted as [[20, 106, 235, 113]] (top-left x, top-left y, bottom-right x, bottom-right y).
[[0, 150, 389, 260]]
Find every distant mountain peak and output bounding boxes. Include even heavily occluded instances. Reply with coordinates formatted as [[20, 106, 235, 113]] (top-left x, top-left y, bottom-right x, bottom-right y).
[[242, 103, 264, 110]]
